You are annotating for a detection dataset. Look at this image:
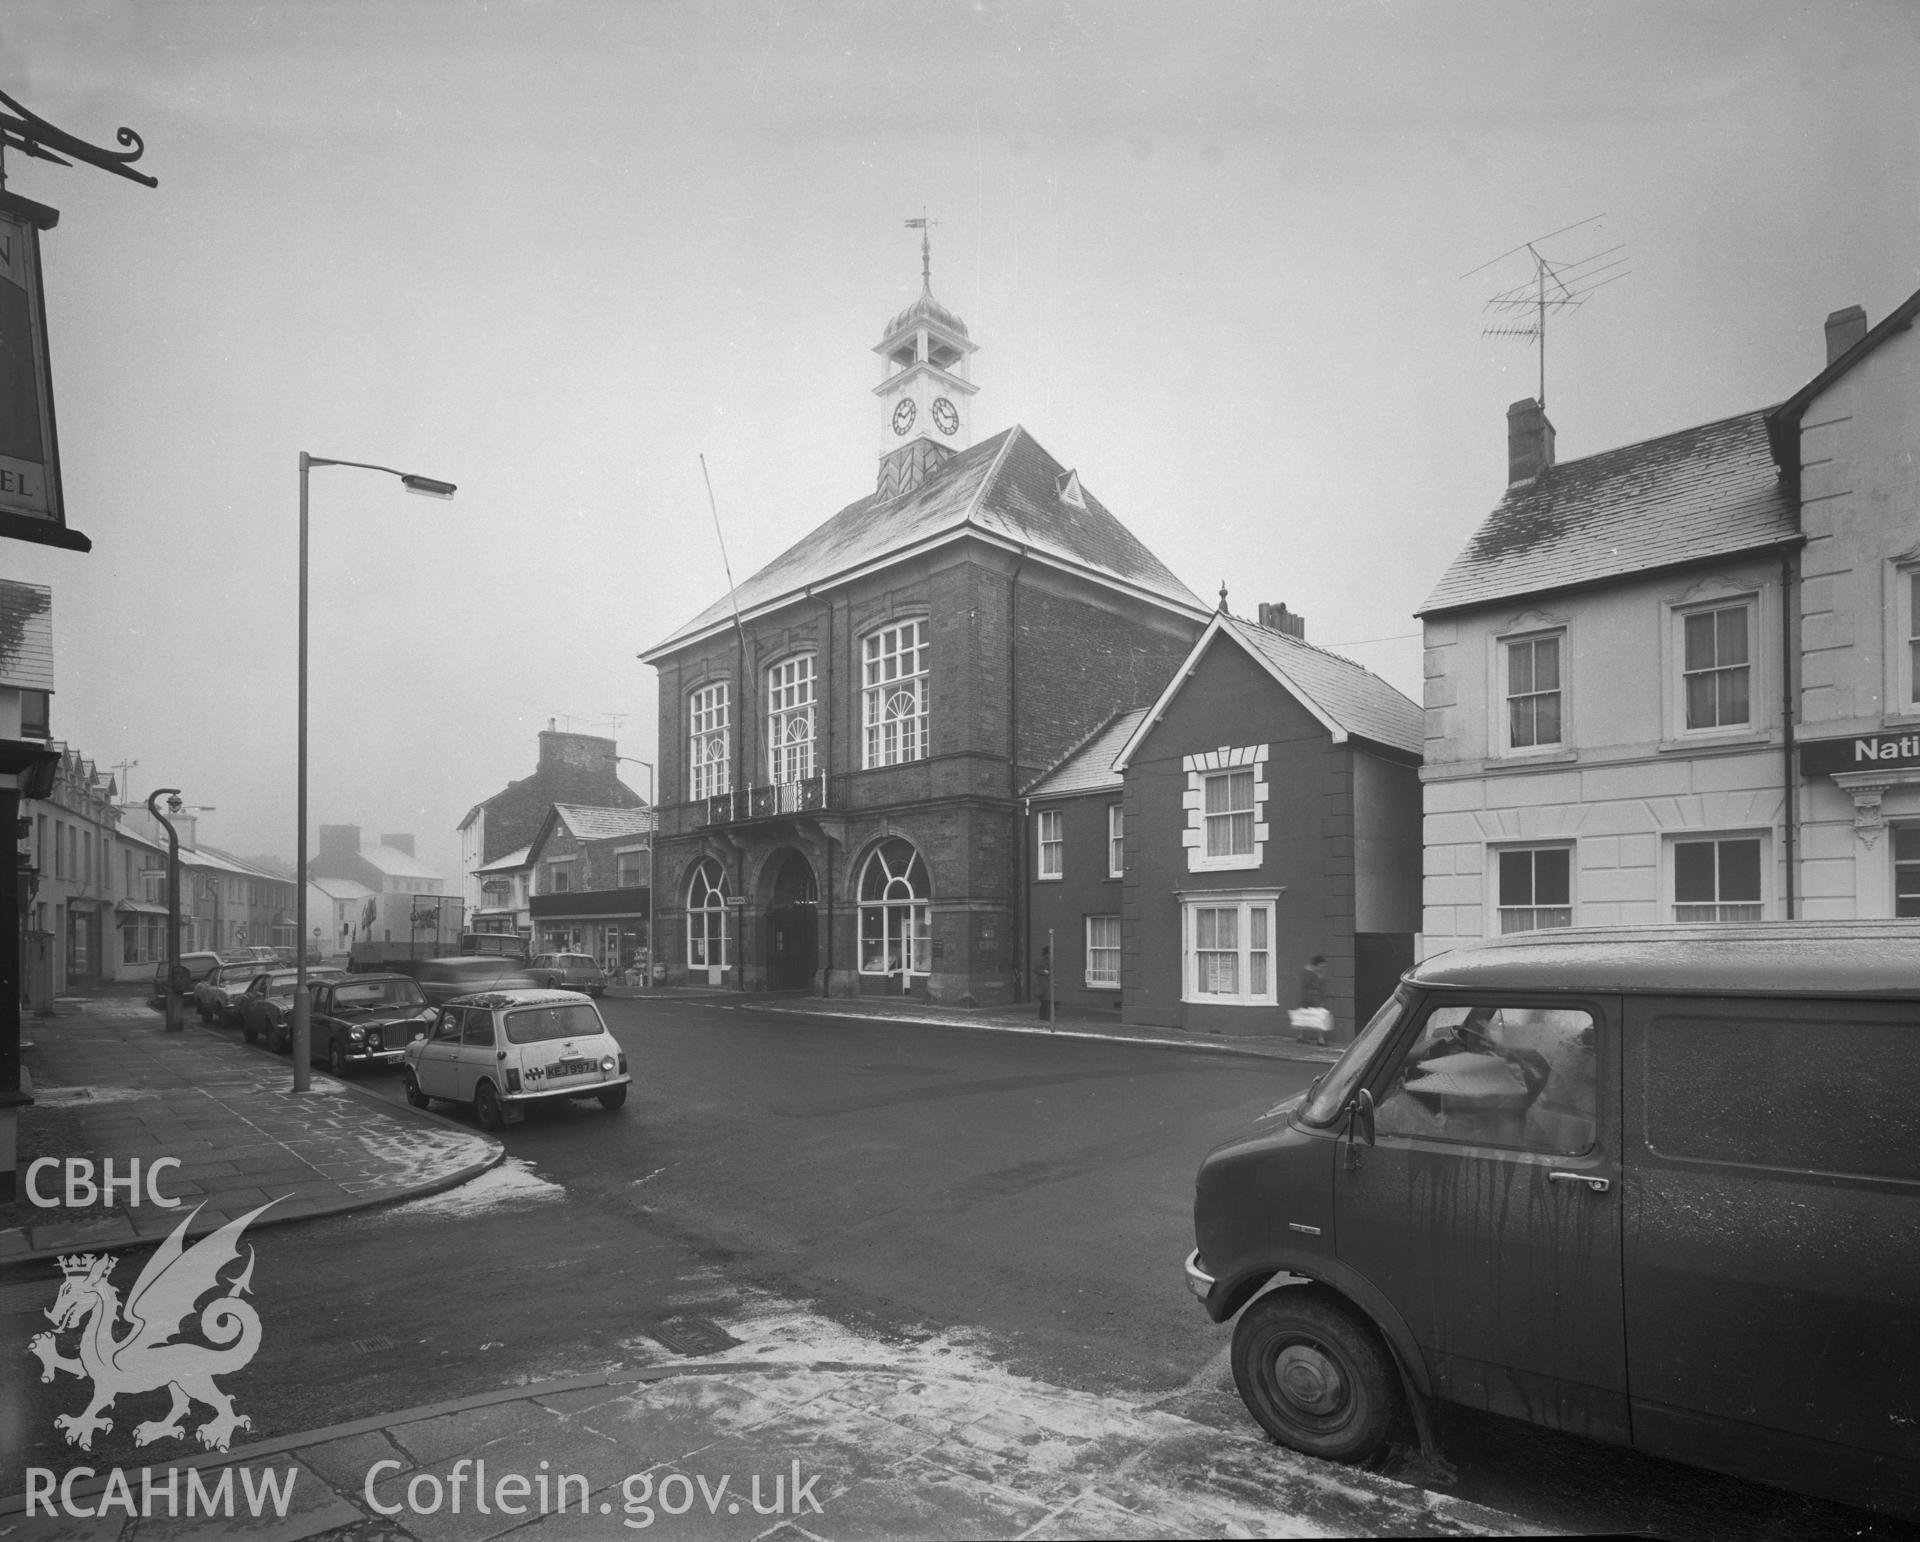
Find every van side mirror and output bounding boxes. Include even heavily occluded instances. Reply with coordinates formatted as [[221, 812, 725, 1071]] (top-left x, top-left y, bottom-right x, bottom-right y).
[[1345, 1086, 1376, 1148]]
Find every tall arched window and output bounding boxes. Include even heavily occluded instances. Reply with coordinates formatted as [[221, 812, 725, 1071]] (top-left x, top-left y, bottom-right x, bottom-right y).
[[862, 619, 928, 767], [767, 655, 816, 785], [686, 859, 730, 969], [689, 682, 731, 801], [858, 838, 931, 977]]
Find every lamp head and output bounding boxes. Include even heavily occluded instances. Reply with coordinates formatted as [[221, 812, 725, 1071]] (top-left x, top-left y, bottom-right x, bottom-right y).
[[401, 475, 457, 499], [166, 794, 183, 814]]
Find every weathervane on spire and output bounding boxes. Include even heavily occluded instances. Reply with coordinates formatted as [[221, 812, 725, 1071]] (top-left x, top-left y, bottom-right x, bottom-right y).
[[905, 211, 939, 290]]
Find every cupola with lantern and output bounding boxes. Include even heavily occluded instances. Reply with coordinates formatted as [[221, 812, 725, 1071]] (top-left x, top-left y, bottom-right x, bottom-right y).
[[873, 217, 978, 499]]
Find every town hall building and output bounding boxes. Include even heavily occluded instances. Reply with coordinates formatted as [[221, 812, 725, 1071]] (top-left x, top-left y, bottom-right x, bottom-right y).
[[641, 242, 1210, 1004]]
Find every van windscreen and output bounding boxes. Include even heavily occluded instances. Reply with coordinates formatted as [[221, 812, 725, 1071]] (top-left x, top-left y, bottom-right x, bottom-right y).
[[1301, 987, 1410, 1127]]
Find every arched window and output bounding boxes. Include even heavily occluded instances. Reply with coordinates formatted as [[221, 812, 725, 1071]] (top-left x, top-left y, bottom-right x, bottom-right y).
[[767, 655, 816, 785], [858, 838, 931, 977], [686, 859, 730, 969], [862, 619, 928, 767], [689, 682, 731, 801]]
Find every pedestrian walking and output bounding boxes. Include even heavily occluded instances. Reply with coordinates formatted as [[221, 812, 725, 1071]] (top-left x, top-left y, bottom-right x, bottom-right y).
[[1290, 954, 1333, 1044]]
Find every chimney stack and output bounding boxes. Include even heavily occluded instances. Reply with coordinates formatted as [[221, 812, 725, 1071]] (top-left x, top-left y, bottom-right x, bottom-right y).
[[381, 834, 415, 857], [1257, 602, 1306, 639], [318, 824, 361, 860], [1507, 398, 1556, 486], [1825, 305, 1867, 365]]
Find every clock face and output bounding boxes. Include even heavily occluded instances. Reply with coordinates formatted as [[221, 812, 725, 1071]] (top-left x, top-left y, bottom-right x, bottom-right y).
[[931, 397, 960, 436], [892, 398, 917, 436]]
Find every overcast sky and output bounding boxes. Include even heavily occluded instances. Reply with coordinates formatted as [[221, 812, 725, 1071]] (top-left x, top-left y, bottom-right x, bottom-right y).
[[4, 0, 1916, 883]]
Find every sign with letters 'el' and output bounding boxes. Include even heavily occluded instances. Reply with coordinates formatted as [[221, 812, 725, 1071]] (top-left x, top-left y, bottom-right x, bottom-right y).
[[0, 192, 83, 552]]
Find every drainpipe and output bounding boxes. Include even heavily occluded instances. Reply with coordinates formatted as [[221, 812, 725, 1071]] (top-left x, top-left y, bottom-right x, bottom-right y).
[[1010, 550, 1029, 1000], [1781, 548, 1797, 919], [816, 589, 835, 990]]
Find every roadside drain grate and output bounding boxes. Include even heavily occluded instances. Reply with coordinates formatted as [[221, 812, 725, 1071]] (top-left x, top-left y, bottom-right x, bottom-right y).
[[0, 1281, 59, 1317], [352, 1335, 396, 1354], [646, 1316, 741, 1357]]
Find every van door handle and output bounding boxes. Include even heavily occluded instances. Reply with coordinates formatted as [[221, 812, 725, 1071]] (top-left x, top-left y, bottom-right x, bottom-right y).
[[1548, 1171, 1611, 1194]]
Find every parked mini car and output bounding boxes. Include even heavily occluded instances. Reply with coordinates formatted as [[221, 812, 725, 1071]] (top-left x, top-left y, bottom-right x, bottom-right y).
[[1186, 922, 1920, 1522], [194, 956, 276, 1024], [232, 967, 348, 1047], [402, 988, 629, 1128], [411, 956, 539, 1006], [528, 952, 608, 997]]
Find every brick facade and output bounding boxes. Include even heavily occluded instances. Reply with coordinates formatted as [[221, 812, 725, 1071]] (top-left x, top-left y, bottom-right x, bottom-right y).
[[651, 539, 1201, 1006]]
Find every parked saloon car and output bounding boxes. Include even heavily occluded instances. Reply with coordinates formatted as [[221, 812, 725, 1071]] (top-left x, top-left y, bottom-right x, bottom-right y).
[[1186, 922, 1920, 1522], [151, 950, 224, 1006], [194, 956, 277, 1024], [411, 956, 539, 1007], [231, 967, 349, 1048], [296, 973, 435, 1074], [528, 952, 608, 997], [403, 988, 629, 1129]]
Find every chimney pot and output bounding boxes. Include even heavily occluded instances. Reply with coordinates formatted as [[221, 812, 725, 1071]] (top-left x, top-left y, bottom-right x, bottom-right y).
[[1824, 305, 1868, 365], [1257, 602, 1306, 639], [1507, 398, 1556, 486]]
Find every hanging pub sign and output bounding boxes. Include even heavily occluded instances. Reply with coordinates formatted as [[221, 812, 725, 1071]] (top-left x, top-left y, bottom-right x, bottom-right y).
[[0, 189, 82, 552], [1800, 731, 1920, 778]]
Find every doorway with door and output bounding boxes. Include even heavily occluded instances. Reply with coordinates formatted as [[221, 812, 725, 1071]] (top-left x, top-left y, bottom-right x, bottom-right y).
[[763, 848, 819, 991]]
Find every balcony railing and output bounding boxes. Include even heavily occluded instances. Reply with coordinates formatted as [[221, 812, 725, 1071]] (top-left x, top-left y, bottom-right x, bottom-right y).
[[700, 774, 842, 827]]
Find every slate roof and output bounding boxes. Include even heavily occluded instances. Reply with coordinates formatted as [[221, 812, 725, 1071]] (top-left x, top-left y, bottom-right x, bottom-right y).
[[1418, 409, 1798, 617], [357, 843, 444, 882], [1225, 617, 1425, 756], [1025, 709, 1148, 799], [310, 876, 376, 903], [474, 844, 531, 874], [1114, 613, 1424, 770], [552, 804, 656, 841], [645, 426, 1207, 657]]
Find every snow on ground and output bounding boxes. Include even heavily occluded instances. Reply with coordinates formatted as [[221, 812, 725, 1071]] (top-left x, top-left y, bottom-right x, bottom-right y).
[[594, 1284, 1509, 1538], [384, 1157, 564, 1218]]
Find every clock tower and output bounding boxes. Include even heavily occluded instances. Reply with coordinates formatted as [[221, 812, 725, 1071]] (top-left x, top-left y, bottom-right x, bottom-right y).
[[874, 219, 978, 499]]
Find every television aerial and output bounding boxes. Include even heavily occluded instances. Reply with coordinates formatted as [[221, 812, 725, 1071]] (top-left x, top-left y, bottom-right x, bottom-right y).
[[1464, 216, 1629, 410]]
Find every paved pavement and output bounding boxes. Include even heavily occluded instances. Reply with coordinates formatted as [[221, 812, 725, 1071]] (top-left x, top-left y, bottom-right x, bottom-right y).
[[0, 992, 1541, 1540], [1, 1355, 1541, 1540], [0, 996, 503, 1262], [631, 986, 1348, 1066]]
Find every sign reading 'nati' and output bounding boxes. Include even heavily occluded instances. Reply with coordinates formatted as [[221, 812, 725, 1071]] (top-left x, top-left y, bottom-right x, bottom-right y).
[[1800, 732, 1920, 778]]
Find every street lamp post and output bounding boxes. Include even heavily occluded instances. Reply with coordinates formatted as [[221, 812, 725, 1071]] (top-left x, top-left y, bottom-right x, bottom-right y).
[[146, 789, 184, 1032], [617, 757, 655, 988], [294, 453, 455, 1092]]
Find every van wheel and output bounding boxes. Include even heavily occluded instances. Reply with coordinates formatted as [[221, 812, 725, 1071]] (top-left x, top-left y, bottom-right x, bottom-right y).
[[1231, 1287, 1400, 1463], [473, 1080, 504, 1131], [402, 1070, 430, 1110], [598, 1084, 627, 1111]]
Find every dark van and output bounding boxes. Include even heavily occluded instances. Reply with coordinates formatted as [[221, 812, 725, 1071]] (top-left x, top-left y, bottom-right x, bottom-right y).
[[1186, 923, 1920, 1520]]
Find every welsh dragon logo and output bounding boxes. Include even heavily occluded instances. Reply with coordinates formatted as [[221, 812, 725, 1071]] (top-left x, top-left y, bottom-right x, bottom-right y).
[[28, 1200, 278, 1453]]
